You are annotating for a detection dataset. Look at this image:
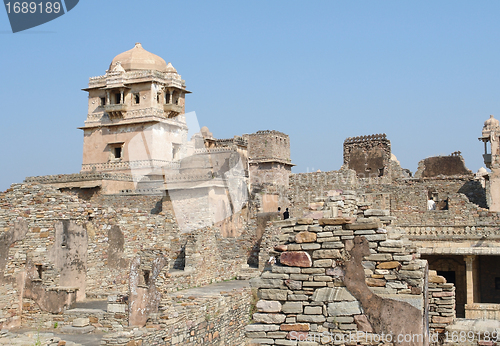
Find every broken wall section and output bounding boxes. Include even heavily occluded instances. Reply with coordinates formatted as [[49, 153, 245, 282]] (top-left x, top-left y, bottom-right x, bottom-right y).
[[101, 287, 251, 346], [289, 170, 358, 218], [246, 216, 429, 346]]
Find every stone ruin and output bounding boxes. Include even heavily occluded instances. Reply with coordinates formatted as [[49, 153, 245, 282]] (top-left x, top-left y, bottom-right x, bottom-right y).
[[1, 43, 500, 346]]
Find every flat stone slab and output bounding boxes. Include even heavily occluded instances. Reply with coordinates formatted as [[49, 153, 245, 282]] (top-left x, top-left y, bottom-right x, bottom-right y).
[[61, 325, 95, 334], [319, 217, 354, 226], [72, 317, 89, 327]]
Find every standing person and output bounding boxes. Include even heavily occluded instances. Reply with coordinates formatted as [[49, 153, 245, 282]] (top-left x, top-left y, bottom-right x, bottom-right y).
[[283, 208, 290, 219], [278, 207, 282, 219]]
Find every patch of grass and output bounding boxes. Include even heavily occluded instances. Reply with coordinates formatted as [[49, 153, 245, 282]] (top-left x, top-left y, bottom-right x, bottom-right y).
[[249, 287, 259, 323]]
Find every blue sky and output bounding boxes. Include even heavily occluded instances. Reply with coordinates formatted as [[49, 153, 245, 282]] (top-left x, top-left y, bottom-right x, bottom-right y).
[[1, 1, 499, 191]]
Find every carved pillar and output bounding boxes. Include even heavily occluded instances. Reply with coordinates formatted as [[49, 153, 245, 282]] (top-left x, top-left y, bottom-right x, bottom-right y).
[[464, 255, 479, 305], [169, 90, 173, 104], [106, 91, 110, 105], [120, 89, 124, 105]]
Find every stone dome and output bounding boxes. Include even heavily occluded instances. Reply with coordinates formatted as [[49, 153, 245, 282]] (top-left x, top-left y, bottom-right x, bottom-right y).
[[484, 115, 500, 129], [477, 167, 488, 174], [109, 43, 168, 72]]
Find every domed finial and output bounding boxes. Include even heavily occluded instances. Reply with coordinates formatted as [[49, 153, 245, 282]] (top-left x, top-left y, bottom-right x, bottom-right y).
[[166, 62, 177, 73], [135, 42, 142, 48]]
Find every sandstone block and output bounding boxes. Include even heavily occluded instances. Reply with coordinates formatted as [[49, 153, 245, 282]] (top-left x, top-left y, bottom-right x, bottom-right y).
[[246, 324, 280, 332], [107, 303, 126, 313], [319, 217, 354, 225], [259, 289, 288, 301], [301, 243, 321, 250], [312, 249, 341, 259], [275, 245, 288, 252], [256, 300, 282, 313], [280, 323, 310, 331], [250, 278, 285, 289], [365, 254, 392, 261], [345, 221, 380, 230], [274, 219, 297, 227], [280, 251, 312, 268], [302, 268, 325, 274], [312, 287, 355, 302], [248, 338, 274, 344], [399, 270, 425, 279], [288, 294, 309, 301], [363, 234, 387, 241], [253, 313, 286, 324], [297, 218, 314, 225], [366, 278, 386, 287], [320, 241, 344, 248], [296, 315, 326, 323], [302, 281, 326, 287], [285, 279, 302, 290], [433, 291, 454, 297], [313, 275, 332, 282], [295, 231, 317, 243], [376, 261, 400, 269], [272, 266, 301, 274], [282, 302, 303, 314], [313, 259, 333, 267], [72, 317, 90, 327], [364, 209, 390, 216], [328, 301, 362, 316], [379, 239, 404, 247], [429, 275, 446, 283], [432, 316, 453, 324], [304, 306, 322, 315], [290, 274, 310, 280]]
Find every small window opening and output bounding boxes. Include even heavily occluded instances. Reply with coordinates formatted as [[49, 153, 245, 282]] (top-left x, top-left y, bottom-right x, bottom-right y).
[[143, 270, 150, 286], [165, 92, 170, 104], [115, 93, 121, 104], [134, 93, 140, 104], [100, 97, 106, 106], [114, 147, 122, 159], [156, 94, 160, 103], [36, 264, 43, 280]]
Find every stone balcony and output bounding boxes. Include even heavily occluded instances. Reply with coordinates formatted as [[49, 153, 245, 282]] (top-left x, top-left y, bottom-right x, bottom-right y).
[[104, 104, 128, 118], [163, 103, 183, 117], [483, 153, 492, 168]]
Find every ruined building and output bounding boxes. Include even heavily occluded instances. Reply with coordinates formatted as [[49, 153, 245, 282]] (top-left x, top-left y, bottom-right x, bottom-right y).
[[1, 43, 500, 346]]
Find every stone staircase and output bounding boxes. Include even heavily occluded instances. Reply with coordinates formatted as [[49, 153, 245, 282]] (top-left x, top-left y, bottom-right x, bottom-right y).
[[237, 266, 261, 280]]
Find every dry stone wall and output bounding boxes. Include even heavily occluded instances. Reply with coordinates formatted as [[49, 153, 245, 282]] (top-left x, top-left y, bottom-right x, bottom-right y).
[[246, 216, 429, 346], [101, 287, 251, 346], [0, 183, 258, 332]]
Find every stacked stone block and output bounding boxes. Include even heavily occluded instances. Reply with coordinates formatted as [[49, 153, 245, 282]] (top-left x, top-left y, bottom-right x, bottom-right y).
[[428, 272, 455, 334], [246, 215, 427, 345]]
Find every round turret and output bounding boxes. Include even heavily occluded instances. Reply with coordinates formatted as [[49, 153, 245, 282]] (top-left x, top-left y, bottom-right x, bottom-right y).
[[482, 115, 500, 137]]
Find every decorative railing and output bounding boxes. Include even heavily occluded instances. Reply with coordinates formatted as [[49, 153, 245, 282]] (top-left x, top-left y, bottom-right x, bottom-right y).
[[81, 160, 180, 172], [25, 172, 135, 183]]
